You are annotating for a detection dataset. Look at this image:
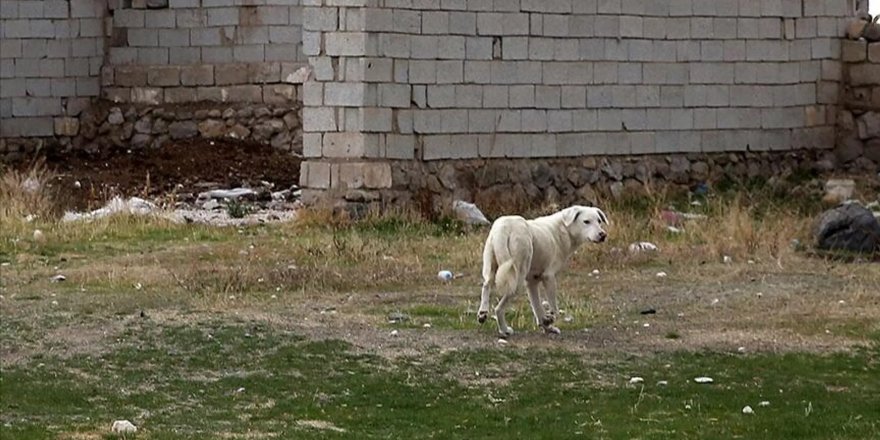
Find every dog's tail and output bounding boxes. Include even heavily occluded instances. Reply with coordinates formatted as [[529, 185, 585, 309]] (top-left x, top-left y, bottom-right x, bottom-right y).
[[493, 235, 520, 296]]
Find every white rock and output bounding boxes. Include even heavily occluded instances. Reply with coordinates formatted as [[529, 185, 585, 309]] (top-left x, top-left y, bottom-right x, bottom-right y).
[[643, 323, 650, 328], [742, 405, 754, 415], [685, 404, 692, 410], [758, 401, 770, 407], [694, 377, 714, 384], [592, 269, 600, 275], [748, 260, 755, 265], [497, 338, 508, 345], [437, 270, 453, 282], [33, 229, 45, 243], [823, 179, 855, 204], [199, 188, 257, 200], [50, 274, 66, 282], [711, 298, 720, 305], [723, 255, 732, 264], [628, 241, 659, 253], [390, 330, 399, 336], [422, 323, 432, 328], [629, 377, 644, 384], [657, 380, 668, 386], [452, 200, 490, 225], [73, 180, 82, 189], [667, 226, 684, 233], [656, 271, 667, 277], [737, 346, 746, 353], [111, 420, 137, 434]]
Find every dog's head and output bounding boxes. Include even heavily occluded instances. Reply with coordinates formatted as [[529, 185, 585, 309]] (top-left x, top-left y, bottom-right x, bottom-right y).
[[561, 205, 609, 244]]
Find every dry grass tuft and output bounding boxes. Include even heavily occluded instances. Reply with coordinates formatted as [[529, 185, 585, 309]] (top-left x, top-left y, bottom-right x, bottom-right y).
[[0, 159, 58, 232]]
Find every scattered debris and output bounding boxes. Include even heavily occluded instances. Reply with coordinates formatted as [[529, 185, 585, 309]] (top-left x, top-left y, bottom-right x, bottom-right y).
[[742, 405, 754, 415], [50, 275, 66, 283], [387, 312, 409, 323], [111, 420, 137, 434], [437, 270, 454, 282], [452, 200, 490, 225], [694, 377, 714, 384], [628, 241, 659, 253], [629, 377, 644, 384], [62, 196, 157, 222], [822, 179, 855, 205]]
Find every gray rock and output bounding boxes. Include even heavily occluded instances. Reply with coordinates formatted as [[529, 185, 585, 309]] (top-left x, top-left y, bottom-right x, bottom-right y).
[[107, 108, 124, 125], [198, 119, 225, 138], [134, 116, 152, 134], [814, 203, 880, 253], [169, 121, 198, 140], [857, 112, 880, 140], [836, 135, 864, 164]]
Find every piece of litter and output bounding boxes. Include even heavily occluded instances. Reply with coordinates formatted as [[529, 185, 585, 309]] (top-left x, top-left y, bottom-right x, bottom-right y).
[[629, 377, 644, 384], [437, 270, 454, 282], [742, 405, 754, 415], [390, 330, 399, 336], [657, 380, 668, 386], [656, 272, 667, 277], [134, 283, 143, 290], [758, 401, 770, 407], [640, 308, 657, 315], [111, 420, 137, 434], [50, 274, 66, 282], [628, 241, 659, 253], [62, 196, 156, 222], [643, 323, 650, 328], [694, 377, 714, 384]]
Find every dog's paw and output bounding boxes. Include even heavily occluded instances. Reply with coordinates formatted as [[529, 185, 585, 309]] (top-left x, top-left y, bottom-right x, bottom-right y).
[[541, 313, 556, 326], [498, 327, 514, 338], [542, 325, 561, 335], [477, 311, 489, 324]]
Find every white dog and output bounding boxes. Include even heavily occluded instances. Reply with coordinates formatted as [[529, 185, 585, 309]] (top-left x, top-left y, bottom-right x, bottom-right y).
[[477, 205, 609, 337]]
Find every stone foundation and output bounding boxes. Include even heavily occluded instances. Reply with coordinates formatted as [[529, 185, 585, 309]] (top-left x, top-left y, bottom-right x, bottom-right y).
[[0, 100, 302, 162], [302, 149, 879, 217]]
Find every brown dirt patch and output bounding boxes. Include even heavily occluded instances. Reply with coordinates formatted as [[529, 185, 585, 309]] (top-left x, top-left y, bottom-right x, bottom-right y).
[[9, 138, 301, 211]]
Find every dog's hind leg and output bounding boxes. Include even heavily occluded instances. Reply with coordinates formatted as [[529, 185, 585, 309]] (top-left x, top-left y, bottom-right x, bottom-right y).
[[539, 275, 561, 335], [528, 278, 560, 335], [477, 241, 495, 324]]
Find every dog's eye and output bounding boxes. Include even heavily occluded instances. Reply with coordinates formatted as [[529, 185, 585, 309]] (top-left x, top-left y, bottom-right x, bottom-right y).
[[583, 220, 590, 224]]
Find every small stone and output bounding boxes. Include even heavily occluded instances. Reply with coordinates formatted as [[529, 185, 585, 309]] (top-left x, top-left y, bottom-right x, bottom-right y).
[[198, 119, 226, 138], [656, 272, 667, 277], [111, 420, 137, 434], [694, 377, 714, 384], [168, 121, 198, 140], [758, 401, 770, 407], [390, 329, 399, 336], [107, 108, 124, 125], [723, 255, 732, 264], [497, 338, 508, 345], [657, 380, 668, 386], [822, 179, 856, 205], [742, 405, 754, 415], [50, 274, 66, 282], [422, 323, 431, 328], [33, 229, 45, 243], [738, 346, 746, 353], [629, 377, 644, 384]]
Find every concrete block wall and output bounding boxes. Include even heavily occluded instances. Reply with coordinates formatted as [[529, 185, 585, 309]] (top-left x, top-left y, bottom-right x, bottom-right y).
[[0, 0, 106, 137], [300, 0, 857, 196], [838, 39, 880, 165], [102, 0, 308, 104]]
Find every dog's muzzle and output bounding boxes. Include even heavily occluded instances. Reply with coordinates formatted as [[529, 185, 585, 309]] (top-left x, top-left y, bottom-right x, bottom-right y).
[[595, 231, 607, 243]]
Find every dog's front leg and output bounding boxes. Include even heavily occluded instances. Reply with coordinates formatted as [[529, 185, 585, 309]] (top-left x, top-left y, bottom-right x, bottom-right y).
[[542, 275, 561, 334]]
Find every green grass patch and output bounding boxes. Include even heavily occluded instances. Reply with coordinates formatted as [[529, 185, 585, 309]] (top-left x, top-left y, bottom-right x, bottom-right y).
[[2, 323, 877, 439]]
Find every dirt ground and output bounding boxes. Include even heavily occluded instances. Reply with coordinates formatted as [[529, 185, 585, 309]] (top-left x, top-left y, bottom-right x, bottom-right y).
[[8, 139, 302, 211]]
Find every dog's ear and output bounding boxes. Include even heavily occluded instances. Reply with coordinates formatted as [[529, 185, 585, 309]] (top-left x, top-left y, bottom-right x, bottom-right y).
[[562, 207, 580, 226], [596, 208, 609, 225]]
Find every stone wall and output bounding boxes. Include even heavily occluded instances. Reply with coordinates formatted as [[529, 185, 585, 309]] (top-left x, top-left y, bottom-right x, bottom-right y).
[[299, 0, 858, 207], [1, 0, 105, 138], [1, 0, 306, 157], [838, 38, 880, 166]]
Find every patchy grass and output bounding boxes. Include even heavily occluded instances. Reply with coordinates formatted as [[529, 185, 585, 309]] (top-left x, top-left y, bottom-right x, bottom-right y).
[[1, 179, 879, 438], [1, 321, 878, 439]]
